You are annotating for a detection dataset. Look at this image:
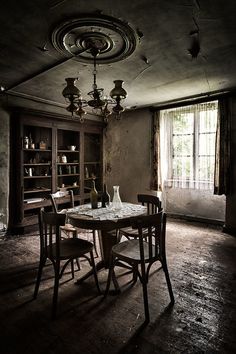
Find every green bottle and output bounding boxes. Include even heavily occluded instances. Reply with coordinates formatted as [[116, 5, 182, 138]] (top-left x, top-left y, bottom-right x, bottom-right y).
[[90, 179, 98, 209], [101, 184, 110, 208]]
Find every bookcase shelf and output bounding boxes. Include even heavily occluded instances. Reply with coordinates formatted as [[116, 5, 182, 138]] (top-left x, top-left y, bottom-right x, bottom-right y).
[[10, 109, 104, 234]]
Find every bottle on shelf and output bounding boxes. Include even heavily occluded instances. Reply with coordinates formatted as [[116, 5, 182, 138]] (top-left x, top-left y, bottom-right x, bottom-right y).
[[23, 136, 29, 149], [85, 167, 89, 179], [101, 184, 110, 208], [29, 133, 35, 149], [90, 179, 98, 209]]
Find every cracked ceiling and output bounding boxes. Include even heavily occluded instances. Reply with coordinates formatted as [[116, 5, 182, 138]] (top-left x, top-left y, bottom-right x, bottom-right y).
[[1, 0, 236, 113]]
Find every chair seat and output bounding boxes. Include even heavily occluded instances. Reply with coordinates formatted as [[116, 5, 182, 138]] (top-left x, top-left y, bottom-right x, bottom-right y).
[[48, 238, 94, 260], [112, 239, 157, 263]]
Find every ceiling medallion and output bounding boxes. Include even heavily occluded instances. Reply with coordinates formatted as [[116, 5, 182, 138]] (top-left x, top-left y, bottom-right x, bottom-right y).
[[51, 14, 138, 64]]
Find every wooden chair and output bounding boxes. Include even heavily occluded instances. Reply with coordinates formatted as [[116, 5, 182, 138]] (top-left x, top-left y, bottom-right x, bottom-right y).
[[33, 209, 100, 319], [105, 211, 174, 323], [50, 190, 77, 238], [118, 194, 162, 240], [50, 190, 99, 257]]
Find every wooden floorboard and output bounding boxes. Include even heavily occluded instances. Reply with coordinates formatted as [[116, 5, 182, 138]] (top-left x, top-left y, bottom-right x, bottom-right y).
[[0, 219, 235, 353]]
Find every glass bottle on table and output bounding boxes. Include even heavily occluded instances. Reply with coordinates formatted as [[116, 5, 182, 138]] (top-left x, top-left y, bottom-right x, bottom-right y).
[[101, 184, 110, 208], [112, 185, 122, 210], [90, 179, 98, 209]]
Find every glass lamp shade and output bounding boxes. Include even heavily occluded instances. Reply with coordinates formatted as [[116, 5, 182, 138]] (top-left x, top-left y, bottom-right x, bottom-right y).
[[62, 78, 81, 99], [110, 80, 127, 100]]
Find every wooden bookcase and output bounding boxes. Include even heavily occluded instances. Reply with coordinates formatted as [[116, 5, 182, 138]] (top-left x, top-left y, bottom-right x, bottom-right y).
[[10, 109, 104, 234]]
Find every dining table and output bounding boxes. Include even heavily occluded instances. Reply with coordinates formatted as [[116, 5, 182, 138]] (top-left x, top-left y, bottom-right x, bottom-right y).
[[66, 202, 147, 283]]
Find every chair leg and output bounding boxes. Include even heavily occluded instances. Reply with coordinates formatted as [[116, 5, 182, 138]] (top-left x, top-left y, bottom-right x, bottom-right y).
[[142, 280, 150, 323], [52, 267, 60, 319], [140, 262, 150, 323], [89, 250, 100, 294], [111, 268, 120, 292], [104, 255, 115, 296], [71, 260, 75, 279], [33, 257, 46, 299], [92, 230, 99, 258], [75, 258, 81, 270], [162, 260, 175, 304], [132, 264, 138, 284]]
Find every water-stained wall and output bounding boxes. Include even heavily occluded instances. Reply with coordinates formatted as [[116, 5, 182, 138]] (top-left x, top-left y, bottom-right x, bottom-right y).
[[1, 95, 236, 231], [104, 107, 226, 223], [104, 108, 153, 203], [0, 109, 9, 230]]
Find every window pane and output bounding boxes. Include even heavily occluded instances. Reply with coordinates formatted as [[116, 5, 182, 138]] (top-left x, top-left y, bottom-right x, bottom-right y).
[[173, 157, 192, 179], [199, 109, 217, 133], [173, 134, 193, 156], [199, 133, 216, 156], [172, 113, 194, 134], [198, 156, 215, 181], [160, 101, 218, 189]]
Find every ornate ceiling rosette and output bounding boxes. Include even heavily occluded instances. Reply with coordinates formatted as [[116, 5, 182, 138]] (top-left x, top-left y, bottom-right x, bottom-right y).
[[51, 14, 138, 64]]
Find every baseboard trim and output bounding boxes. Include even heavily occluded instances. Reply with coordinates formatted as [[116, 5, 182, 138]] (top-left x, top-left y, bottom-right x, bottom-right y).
[[167, 213, 224, 227], [222, 225, 236, 236]]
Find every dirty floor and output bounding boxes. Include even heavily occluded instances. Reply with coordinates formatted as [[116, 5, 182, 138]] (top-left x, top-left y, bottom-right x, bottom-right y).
[[0, 218, 236, 354]]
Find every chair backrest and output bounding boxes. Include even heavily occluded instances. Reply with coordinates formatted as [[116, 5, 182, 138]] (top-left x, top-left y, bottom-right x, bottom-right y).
[[38, 208, 66, 258], [50, 190, 74, 213], [137, 194, 162, 214], [130, 211, 166, 261]]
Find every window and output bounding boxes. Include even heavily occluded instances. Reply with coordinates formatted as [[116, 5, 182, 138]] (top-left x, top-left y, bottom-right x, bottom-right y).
[[160, 101, 218, 190]]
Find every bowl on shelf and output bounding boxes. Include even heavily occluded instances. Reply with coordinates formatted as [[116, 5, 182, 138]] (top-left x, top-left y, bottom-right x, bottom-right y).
[[68, 145, 76, 151]]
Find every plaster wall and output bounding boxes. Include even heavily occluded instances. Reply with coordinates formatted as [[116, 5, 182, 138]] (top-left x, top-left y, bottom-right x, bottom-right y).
[[104, 108, 152, 203], [104, 107, 226, 223], [0, 108, 9, 230], [225, 96, 236, 231], [1, 94, 236, 230]]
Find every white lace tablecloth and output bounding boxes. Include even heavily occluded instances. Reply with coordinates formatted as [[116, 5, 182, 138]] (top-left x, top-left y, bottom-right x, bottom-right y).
[[66, 202, 146, 221]]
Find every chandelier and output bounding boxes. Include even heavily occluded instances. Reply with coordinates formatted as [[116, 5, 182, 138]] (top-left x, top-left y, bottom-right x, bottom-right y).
[[52, 14, 138, 123], [62, 43, 127, 123]]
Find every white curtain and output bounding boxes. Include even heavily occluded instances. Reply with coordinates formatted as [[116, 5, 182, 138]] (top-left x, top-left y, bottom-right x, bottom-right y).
[[159, 101, 218, 190]]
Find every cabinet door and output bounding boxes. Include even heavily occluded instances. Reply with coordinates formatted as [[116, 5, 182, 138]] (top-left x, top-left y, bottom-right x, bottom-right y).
[[23, 125, 52, 210], [56, 129, 80, 197], [84, 132, 102, 196]]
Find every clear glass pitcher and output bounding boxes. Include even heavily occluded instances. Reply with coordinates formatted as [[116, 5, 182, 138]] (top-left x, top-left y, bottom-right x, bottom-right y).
[[112, 185, 123, 209]]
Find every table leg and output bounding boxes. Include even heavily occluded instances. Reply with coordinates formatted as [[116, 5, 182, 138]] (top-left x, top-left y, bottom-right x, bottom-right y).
[[75, 228, 118, 285], [98, 229, 118, 268]]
